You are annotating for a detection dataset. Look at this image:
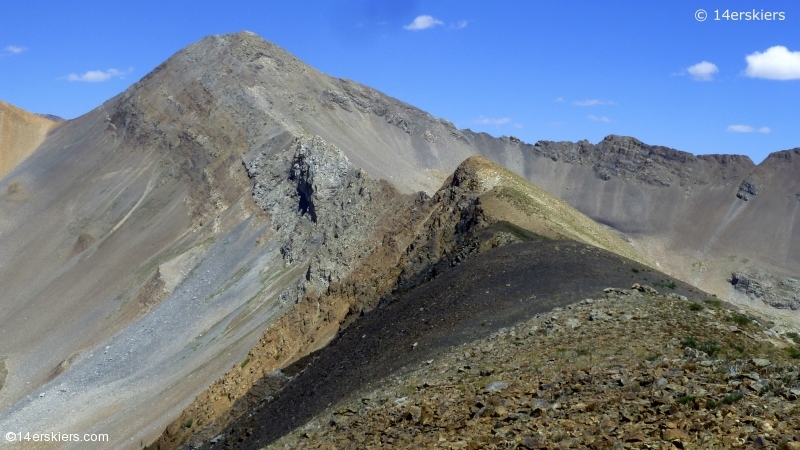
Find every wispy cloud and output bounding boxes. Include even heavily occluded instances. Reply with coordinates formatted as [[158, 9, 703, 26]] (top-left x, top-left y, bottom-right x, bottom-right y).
[[449, 20, 468, 30], [474, 116, 511, 125], [744, 46, 800, 80], [62, 68, 132, 82], [403, 15, 444, 31], [587, 115, 612, 123], [726, 124, 771, 133], [553, 96, 564, 103], [572, 99, 615, 106], [4, 45, 27, 54], [1, 45, 27, 57], [687, 61, 719, 81]]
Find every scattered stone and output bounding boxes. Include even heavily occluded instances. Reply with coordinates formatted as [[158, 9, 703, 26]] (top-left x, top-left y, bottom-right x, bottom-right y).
[[264, 290, 800, 450], [484, 381, 509, 393], [393, 397, 409, 406], [589, 311, 612, 321], [752, 358, 771, 367]]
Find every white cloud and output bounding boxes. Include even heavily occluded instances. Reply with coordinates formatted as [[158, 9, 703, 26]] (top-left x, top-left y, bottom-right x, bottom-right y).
[[4, 45, 27, 55], [474, 116, 511, 125], [744, 46, 800, 80], [687, 61, 719, 81], [450, 20, 468, 30], [63, 68, 132, 82], [553, 96, 564, 103], [726, 124, 771, 133], [587, 115, 612, 123], [403, 15, 444, 31], [572, 99, 615, 106]]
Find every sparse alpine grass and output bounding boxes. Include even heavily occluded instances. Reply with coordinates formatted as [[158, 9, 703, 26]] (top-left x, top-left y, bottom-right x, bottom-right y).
[[728, 313, 753, 326], [681, 336, 720, 357]]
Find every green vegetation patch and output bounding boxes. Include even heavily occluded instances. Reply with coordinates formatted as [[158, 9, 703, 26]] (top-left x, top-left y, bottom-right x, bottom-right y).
[[722, 393, 743, 405], [727, 313, 753, 326], [681, 336, 720, 357]]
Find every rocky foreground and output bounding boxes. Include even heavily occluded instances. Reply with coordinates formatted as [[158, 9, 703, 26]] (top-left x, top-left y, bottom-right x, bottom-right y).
[[260, 287, 800, 449]]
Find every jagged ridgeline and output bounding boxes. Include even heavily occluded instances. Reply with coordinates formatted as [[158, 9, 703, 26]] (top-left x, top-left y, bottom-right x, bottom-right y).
[[0, 30, 798, 450]]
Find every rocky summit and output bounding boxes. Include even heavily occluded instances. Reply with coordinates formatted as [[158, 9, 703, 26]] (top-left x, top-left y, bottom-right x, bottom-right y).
[[0, 31, 798, 449]]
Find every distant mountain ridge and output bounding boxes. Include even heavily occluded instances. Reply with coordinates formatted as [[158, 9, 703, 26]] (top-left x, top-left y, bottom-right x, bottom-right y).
[[0, 100, 59, 179]]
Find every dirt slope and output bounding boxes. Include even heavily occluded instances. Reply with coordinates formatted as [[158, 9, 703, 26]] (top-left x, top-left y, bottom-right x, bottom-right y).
[[0, 100, 59, 179]]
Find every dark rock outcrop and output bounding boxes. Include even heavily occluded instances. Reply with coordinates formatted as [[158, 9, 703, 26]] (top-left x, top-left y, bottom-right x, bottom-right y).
[[736, 177, 763, 201], [730, 270, 800, 310]]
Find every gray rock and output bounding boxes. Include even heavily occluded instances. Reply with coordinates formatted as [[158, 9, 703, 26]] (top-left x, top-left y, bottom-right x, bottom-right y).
[[736, 177, 763, 201], [484, 381, 509, 393], [393, 396, 410, 406], [752, 358, 771, 368], [589, 311, 612, 321]]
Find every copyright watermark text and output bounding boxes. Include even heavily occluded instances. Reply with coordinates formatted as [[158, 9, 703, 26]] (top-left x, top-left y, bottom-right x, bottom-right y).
[[4, 431, 109, 443], [695, 9, 786, 22]]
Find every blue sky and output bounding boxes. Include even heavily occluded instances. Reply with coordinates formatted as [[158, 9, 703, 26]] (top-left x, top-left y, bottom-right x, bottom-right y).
[[1, 1, 798, 163]]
